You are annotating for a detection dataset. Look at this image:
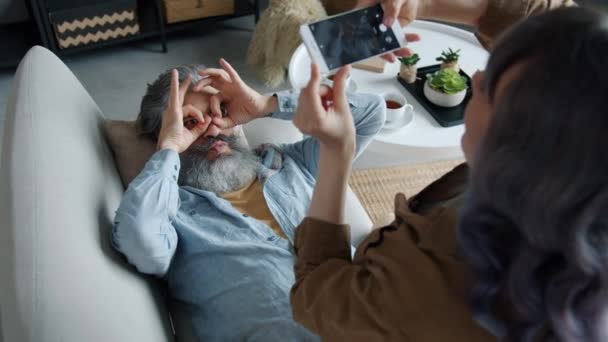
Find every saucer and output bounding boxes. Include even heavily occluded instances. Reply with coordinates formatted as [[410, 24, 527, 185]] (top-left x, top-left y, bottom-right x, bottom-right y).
[[381, 113, 414, 133]]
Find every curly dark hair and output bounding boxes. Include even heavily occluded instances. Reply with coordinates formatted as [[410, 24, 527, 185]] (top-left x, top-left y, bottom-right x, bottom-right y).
[[458, 7, 608, 342]]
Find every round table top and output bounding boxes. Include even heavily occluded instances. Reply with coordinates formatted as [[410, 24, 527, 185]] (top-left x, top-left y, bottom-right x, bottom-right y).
[[289, 20, 489, 150]]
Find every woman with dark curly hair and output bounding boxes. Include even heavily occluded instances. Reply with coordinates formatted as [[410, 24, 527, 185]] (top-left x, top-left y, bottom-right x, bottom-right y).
[[289, 6, 608, 342], [458, 7, 608, 341]]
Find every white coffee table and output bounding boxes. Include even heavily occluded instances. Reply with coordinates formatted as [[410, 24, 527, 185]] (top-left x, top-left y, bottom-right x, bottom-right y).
[[289, 20, 489, 168]]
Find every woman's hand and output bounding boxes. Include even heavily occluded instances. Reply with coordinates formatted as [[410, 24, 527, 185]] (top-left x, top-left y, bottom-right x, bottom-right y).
[[157, 70, 212, 153], [356, 0, 422, 62], [357, 0, 424, 27], [194, 58, 278, 129], [297, 64, 356, 224], [294, 64, 356, 158]]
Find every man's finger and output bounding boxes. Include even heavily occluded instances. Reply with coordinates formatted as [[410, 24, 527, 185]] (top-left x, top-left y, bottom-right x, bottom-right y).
[[169, 69, 180, 111], [331, 65, 351, 111], [191, 114, 212, 136], [198, 68, 231, 83], [209, 95, 223, 118], [383, 0, 405, 27], [198, 85, 220, 96], [219, 58, 243, 83], [211, 116, 236, 130], [192, 77, 213, 92], [179, 75, 192, 105]]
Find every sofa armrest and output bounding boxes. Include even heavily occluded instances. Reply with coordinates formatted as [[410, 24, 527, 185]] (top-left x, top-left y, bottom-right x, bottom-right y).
[[0, 46, 173, 342]]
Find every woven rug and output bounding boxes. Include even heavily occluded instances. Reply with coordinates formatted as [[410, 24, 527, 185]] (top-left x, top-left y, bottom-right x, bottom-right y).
[[349, 159, 464, 224]]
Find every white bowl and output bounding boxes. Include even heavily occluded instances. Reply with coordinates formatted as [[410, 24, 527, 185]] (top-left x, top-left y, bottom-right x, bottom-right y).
[[423, 81, 467, 108]]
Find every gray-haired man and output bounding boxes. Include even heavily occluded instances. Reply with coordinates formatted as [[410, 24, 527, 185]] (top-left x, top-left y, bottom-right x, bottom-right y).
[[111, 59, 385, 341]]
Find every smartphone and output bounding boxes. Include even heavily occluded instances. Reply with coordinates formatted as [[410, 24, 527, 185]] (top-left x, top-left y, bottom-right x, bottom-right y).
[[300, 4, 407, 74]]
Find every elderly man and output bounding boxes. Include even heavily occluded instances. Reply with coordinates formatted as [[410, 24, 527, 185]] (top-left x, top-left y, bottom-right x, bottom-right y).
[[111, 59, 385, 341]]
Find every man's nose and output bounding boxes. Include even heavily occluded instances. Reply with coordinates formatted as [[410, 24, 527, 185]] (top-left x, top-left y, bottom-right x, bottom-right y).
[[205, 125, 221, 137]]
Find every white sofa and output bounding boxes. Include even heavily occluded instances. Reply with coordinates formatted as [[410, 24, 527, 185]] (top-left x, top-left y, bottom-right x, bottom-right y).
[[0, 46, 372, 342]]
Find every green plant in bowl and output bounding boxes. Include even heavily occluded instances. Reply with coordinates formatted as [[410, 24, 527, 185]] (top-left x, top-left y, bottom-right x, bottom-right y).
[[426, 69, 467, 94], [424, 69, 469, 107]]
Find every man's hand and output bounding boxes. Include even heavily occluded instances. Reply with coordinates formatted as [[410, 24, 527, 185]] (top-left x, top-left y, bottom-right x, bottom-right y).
[[158, 69, 213, 153], [357, 0, 422, 62], [194, 58, 278, 129], [294, 64, 356, 158]]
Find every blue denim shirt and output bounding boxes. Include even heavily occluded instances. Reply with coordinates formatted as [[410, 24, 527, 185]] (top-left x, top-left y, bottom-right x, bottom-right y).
[[112, 92, 385, 341]]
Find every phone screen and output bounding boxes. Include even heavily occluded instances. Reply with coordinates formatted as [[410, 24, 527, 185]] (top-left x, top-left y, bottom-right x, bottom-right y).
[[309, 5, 400, 70]]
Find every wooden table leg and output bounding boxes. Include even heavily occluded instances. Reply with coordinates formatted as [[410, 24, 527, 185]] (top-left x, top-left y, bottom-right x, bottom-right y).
[[153, 0, 168, 52]]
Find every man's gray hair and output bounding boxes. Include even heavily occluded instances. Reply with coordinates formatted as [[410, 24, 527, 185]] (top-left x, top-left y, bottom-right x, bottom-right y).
[[137, 64, 205, 141]]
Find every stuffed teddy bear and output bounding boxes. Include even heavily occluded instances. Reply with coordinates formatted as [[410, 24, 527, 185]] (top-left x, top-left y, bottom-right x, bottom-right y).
[[247, 0, 327, 87]]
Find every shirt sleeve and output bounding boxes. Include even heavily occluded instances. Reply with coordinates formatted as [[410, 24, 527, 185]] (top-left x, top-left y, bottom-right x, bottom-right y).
[[277, 92, 386, 176], [476, 0, 577, 49], [290, 217, 395, 339], [111, 149, 181, 277]]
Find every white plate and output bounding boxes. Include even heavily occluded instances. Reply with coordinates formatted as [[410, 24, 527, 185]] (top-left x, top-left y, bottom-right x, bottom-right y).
[[381, 113, 414, 133], [289, 45, 358, 93], [289, 45, 313, 90]]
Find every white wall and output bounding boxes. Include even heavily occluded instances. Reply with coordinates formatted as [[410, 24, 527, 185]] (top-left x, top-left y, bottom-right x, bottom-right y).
[[0, 0, 29, 24]]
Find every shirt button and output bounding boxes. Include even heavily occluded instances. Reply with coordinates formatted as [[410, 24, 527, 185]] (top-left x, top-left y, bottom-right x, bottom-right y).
[[189, 210, 196, 216], [173, 175, 177, 181], [267, 236, 277, 241], [243, 214, 249, 218], [174, 165, 178, 171]]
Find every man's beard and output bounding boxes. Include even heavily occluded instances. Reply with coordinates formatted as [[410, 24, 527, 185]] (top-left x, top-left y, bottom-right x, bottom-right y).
[[179, 135, 260, 194]]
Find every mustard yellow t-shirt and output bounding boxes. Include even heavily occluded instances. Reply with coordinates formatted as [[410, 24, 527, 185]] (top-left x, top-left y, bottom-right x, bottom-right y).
[[221, 179, 287, 239]]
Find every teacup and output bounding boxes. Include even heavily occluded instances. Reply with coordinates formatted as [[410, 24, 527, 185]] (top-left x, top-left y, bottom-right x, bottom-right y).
[[383, 93, 414, 125]]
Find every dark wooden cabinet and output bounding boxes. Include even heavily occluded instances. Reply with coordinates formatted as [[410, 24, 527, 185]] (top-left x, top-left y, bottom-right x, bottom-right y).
[[0, 0, 260, 69], [0, 1, 48, 68]]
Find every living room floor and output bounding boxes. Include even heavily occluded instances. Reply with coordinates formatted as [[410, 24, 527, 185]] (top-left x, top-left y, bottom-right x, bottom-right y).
[[0, 15, 286, 157]]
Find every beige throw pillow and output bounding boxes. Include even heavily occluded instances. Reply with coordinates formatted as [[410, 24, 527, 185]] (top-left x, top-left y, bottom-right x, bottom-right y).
[[103, 120, 156, 188]]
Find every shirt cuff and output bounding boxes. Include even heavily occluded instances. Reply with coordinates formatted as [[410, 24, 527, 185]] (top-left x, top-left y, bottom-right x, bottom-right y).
[[271, 91, 299, 120], [294, 217, 352, 264], [150, 148, 181, 181]]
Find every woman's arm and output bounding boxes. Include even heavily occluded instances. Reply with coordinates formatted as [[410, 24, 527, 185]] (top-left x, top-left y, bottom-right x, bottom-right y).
[[289, 64, 397, 338], [419, 0, 489, 25], [292, 64, 356, 224], [360, 0, 576, 55]]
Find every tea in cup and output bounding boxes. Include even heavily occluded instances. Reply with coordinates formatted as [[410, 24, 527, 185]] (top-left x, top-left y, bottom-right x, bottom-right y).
[[383, 93, 414, 125]]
